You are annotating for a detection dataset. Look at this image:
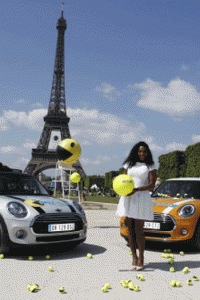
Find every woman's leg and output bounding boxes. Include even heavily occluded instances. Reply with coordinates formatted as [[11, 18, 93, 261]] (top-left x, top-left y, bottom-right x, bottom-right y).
[[135, 219, 145, 267], [126, 217, 138, 267]]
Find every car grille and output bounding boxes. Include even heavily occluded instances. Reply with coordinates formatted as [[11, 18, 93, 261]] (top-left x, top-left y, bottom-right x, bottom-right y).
[[144, 213, 176, 232], [31, 213, 84, 234], [145, 232, 172, 238], [36, 234, 80, 242]]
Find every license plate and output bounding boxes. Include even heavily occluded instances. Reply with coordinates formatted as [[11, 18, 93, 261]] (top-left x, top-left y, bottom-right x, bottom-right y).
[[144, 222, 160, 230], [48, 223, 75, 232]]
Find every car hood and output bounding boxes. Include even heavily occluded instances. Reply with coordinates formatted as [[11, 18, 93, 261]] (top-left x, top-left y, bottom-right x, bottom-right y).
[[2, 195, 73, 214], [152, 197, 198, 214]]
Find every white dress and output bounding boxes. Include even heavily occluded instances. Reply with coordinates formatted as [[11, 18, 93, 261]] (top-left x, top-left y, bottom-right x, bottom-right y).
[[116, 162, 156, 221]]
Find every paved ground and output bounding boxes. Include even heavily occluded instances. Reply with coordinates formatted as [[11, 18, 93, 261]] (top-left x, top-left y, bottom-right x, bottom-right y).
[[0, 202, 200, 300]]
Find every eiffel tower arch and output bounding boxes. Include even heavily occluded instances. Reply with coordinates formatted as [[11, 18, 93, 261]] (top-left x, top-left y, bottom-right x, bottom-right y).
[[24, 4, 86, 179]]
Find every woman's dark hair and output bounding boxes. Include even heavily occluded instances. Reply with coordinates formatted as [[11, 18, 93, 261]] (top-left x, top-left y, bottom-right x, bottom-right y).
[[123, 141, 154, 168]]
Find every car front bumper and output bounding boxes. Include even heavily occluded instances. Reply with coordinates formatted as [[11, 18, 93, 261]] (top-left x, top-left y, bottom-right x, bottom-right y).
[[5, 215, 87, 245]]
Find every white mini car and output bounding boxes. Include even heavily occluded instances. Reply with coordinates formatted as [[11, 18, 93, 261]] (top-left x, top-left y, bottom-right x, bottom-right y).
[[0, 169, 87, 254]]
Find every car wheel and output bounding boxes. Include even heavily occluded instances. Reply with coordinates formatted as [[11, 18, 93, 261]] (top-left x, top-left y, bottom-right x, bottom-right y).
[[0, 222, 10, 254]]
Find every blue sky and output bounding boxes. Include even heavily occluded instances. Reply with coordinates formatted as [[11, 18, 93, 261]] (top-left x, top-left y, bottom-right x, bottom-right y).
[[1, 0, 200, 177]]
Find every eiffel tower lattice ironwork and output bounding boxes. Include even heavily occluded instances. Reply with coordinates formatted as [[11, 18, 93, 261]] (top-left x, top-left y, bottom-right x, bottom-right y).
[[24, 4, 86, 178]]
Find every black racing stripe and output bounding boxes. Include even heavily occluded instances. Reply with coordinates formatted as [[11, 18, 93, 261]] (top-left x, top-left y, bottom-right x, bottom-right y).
[[67, 204, 76, 212], [5, 195, 45, 214], [5, 195, 26, 202], [33, 207, 45, 214]]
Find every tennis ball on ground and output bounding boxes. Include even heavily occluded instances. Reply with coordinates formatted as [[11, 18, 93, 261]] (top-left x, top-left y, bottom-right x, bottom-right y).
[[170, 280, 176, 287], [176, 193, 180, 197], [30, 286, 37, 293], [101, 286, 108, 292], [180, 251, 184, 256], [136, 274, 144, 281], [168, 258, 174, 265], [167, 249, 171, 253], [48, 266, 54, 272], [121, 282, 128, 288], [32, 284, 39, 291], [27, 284, 32, 291], [124, 280, 131, 284], [0, 254, 4, 259], [170, 267, 175, 272], [183, 267, 189, 274], [176, 281, 181, 287], [133, 285, 139, 292], [87, 253, 92, 258], [45, 255, 50, 260], [128, 282, 135, 290], [28, 256, 33, 261], [129, 251, 132, 255], [163, 249, 168, 253], [186, 280, 192, 286], [59, 287, 66, 294], [193, 276, 199, 281], [162, 253, 166, 258], [104, 283, 111, 289], [169, 254, 174, 258]]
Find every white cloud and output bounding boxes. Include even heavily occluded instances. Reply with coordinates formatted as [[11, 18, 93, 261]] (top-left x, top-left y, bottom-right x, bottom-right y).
[[0, 117, 8, 131], [24, 143, 36, 149], [2, 108, 47, 130], [192, 135, 200, 142], [94, 83, 121, 102], [0, 146, 20, 153], [149, 143, 163, 151], [68, 108, 148, 145], [165, 142, 187, 151], [135, 78, 200, 116]]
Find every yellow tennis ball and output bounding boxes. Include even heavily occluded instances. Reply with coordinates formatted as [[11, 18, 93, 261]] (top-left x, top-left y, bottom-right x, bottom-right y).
[[30, 286, 37, 293], [87, 253, 92, 259], [48, 266, 54, 272], [59, 287, 66, 294], [70, 172, 81, 183], [28, 256, 33, 261], [45, 255, 50, 260], [56, 139, 81, 164], [0, 254, 4, 259], [113, 175, 135, 196], [27, 284, 32, 291], [104, 283, 111, 289]]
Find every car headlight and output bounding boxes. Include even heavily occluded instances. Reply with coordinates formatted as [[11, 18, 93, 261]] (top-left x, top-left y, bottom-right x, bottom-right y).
[[178, 204, 196, 218], [72, 201, 85, 215], [7, 202, 28, 218]]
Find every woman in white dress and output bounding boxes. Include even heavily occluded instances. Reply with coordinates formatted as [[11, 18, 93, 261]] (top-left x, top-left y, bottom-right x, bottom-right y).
[[116, 141, 157, 271]]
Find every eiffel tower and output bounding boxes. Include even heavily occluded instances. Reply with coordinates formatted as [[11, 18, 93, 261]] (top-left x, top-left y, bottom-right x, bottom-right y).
[[24, 4, 86, 179]]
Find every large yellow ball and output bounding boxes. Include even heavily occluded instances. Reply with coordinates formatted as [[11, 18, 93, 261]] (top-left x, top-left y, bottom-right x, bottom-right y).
[[113, 175, 135, 196], [56, 139, 81, 164], [70, 172, 81, 183]]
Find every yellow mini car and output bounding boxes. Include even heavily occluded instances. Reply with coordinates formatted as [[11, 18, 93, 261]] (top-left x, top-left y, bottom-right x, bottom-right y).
[[120, 178, 200, 249]]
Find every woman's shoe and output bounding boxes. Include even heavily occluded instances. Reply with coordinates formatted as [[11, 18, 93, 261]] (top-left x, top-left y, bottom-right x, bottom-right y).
[[136, 265, 144, 271]]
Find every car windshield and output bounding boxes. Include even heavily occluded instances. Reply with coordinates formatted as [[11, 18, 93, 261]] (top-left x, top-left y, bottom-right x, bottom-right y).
[[152, 180, 200, 199], [0, 173, 49, 196]]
